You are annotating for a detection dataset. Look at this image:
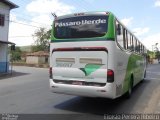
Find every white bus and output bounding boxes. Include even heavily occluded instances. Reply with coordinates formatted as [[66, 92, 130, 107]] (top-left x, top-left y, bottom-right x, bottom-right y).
[[49, 12, 147, 99]]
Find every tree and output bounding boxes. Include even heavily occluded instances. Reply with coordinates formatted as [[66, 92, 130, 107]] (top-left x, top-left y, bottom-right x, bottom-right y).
[[155, 51, 160, 59], [32, 27, 51, 52], [10, 47, 22, 61], [147, 50, 154, 58]]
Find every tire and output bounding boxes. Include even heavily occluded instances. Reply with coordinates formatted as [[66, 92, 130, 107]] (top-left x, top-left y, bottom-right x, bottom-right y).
[[125, 77, 133, 99]]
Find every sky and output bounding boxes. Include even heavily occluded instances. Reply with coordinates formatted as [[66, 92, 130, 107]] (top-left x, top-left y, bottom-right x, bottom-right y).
[[8, 0, 160, 50]]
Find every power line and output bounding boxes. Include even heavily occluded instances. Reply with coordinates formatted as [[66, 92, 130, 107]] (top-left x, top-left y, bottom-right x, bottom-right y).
[[9, 20, 42, 28], [1, 0, 97, 29], [10, 11, 52, 27], [9, 36, 34, 38], [5, 19, 43, 28], [13, 16, 51, 27], [1, 13, 52, 28], [1, 10, 52, 27]]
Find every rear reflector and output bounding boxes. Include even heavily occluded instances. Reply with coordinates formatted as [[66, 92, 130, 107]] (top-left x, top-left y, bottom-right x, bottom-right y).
[[107, 69, 114, 83]]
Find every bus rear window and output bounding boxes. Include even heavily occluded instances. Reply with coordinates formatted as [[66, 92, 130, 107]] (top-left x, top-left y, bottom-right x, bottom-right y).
[[54, 15, 108, 39]]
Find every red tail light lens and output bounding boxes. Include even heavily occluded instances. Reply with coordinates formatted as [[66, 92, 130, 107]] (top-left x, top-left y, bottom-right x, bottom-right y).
[[107, 69, 114, 83]]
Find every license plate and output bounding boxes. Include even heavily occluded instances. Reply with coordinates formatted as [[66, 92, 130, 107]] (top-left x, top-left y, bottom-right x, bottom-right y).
[[72, 81, 83, 85]]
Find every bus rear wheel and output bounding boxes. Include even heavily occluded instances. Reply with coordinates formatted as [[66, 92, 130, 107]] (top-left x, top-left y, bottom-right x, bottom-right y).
[[125, 77, 133, 99]]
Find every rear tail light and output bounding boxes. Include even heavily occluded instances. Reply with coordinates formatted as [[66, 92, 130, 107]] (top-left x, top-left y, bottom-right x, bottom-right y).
[[49, 67, 53, 79], [107, 69, 114, 83]]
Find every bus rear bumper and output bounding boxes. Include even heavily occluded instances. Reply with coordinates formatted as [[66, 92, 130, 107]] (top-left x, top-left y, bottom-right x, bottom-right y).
[[49, 79, 116, 99]]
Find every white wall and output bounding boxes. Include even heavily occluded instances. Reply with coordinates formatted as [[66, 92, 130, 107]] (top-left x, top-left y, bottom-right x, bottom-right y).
[[0, 43, 7, 72], [26, 56, 39, 64], [26, 56, 48, 64], [38, 57, 46, 64], [0, 2, 10, 42], [0, 43, 7, 62], [0, 2, 11, 73]]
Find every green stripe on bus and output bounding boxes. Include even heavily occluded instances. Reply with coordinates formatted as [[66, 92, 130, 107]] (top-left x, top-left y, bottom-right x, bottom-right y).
[[123, 54, 144, 93], [105, 13, 115, 39], [80, 64, 103, 76]]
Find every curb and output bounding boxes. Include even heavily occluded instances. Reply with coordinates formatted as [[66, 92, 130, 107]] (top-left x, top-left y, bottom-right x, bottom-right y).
[[12, 63, 49, 68]]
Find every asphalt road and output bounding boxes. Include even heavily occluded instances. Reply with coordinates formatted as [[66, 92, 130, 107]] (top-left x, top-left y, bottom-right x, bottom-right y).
[[0, 65, 160, 119]]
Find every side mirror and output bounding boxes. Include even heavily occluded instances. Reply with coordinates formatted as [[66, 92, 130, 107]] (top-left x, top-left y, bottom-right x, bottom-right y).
[[117, 24, 121, 35], [11, 44, 15, 51]]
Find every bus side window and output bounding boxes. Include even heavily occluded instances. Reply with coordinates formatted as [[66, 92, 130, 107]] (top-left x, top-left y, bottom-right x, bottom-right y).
[[138, 42, 141, 53], [136, 41, 140, 53], [140, 43, 142, 54], [142, 46, 144, 54], [123, 28, 126, 49], [131, 35, 134, 51], [135, 40, 138, 53], [117, 24, 121, 35], [128, 33, 132, 51], [141, 44, 144, 54], [125, 30, 128, 49], [116, 22, 124, 49], [133, 37, 136, 52]]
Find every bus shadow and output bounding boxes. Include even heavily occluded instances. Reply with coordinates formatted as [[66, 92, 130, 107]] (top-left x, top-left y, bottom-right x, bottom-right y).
[[54, 80, 151, 115], [0, 71, 30, 80]]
